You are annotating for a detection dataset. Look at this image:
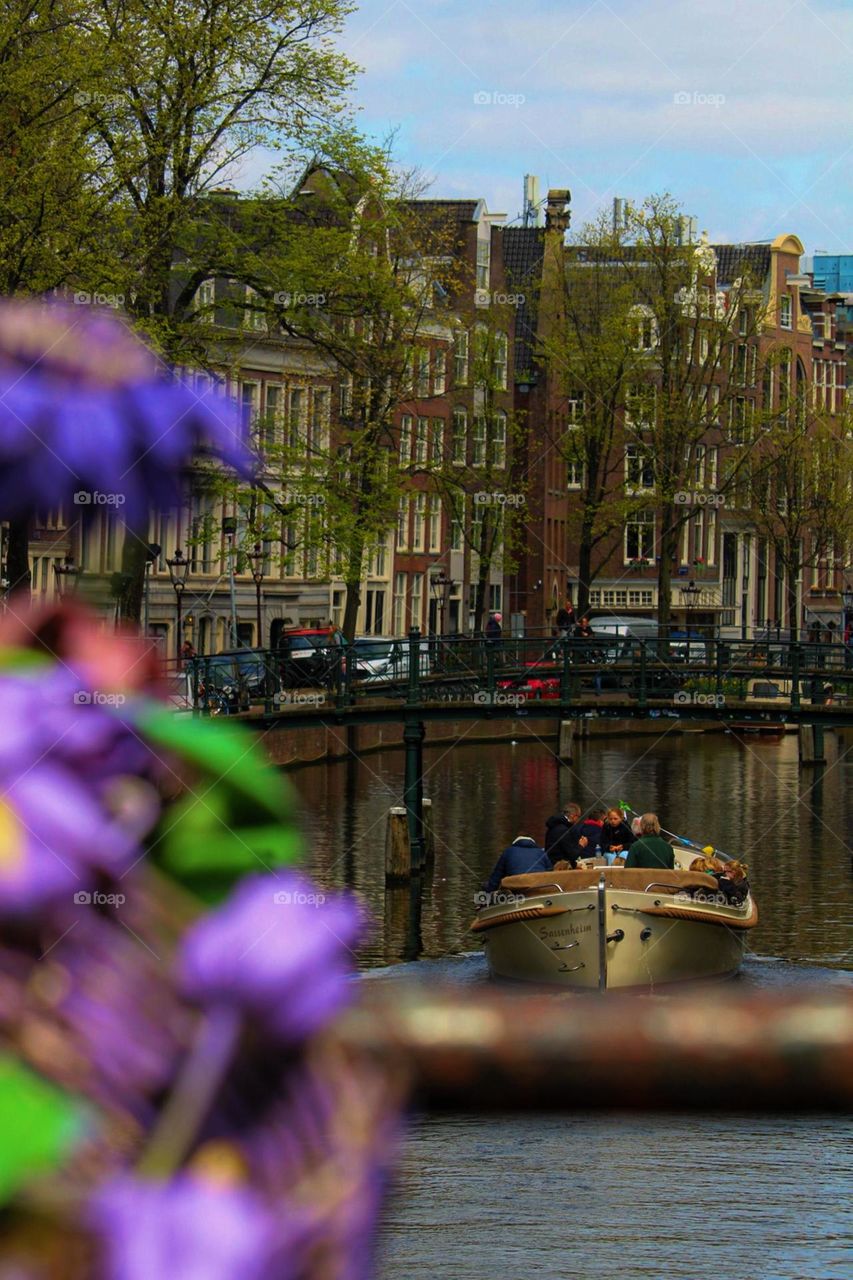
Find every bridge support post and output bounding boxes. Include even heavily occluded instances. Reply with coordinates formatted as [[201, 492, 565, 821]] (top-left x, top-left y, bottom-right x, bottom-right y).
[[558, 720, 574, 762], [790, 645, 801, 711], [798, 724, 826, 765], [403, 716, 426, 871]]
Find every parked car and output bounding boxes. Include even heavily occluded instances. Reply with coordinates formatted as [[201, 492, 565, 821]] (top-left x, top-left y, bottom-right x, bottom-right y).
[[192, 650, 279, 713], [278, 628, 347, 688], [350, 637, 431, 683]]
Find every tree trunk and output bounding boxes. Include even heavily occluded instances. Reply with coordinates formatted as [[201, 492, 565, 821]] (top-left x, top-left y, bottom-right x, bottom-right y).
[[657, 504, 677, 636], [577, 519, 594, 618], [785, 564, 800, 644], [115, 531, 149, 624], [5, 515, 31, 598]]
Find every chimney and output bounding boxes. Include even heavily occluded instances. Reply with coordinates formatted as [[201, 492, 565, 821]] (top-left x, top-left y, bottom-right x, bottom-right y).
[[545, 189, 571, 235]]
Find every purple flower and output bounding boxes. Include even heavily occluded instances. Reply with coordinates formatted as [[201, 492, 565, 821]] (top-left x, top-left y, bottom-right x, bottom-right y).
[[179, 874, 365, 1043], [0, 299, 248, 524], [0, 669, 161, 915], [90, 1175, 292, 1280]]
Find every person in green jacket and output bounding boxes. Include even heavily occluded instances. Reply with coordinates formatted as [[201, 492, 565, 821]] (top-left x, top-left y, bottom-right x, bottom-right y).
[[624, 813, 675, 869]]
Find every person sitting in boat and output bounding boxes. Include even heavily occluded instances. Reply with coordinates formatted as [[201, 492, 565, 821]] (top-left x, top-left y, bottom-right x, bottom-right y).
[[482, 836, 551, 895], [572, 807, 606, 859], [601, 807, 636, 855], [623, 813, 675, 870], [543, 802, 582, 865]]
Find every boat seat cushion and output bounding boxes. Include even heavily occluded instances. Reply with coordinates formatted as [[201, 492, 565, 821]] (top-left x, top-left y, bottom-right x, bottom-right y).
[[501, 868, 719, 895]]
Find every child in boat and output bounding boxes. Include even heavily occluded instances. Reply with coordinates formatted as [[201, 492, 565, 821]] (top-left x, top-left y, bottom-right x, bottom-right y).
[[601, 807, 635, 855], [623, 814, 675, 869]]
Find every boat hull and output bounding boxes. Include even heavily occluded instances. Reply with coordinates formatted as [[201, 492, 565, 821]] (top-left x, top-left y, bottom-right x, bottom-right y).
[[474, 867, 755, 991]]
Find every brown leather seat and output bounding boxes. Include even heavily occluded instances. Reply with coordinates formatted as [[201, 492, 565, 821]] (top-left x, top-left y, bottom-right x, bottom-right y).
[[501, 868, 719, 895]]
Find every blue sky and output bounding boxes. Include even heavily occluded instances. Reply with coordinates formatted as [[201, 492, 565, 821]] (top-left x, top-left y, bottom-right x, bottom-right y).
[[334, 0, 853, 253]]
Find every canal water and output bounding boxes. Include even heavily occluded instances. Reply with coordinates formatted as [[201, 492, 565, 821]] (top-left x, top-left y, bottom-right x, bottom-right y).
[[289, 729, 853, 1280]]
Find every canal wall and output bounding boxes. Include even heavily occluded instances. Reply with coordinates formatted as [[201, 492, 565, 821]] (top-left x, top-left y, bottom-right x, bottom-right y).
[[257, 714, 733, 768]]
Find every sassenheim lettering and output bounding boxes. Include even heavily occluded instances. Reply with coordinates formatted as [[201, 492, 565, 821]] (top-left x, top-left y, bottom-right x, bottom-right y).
[[539, 923, 593, 938]]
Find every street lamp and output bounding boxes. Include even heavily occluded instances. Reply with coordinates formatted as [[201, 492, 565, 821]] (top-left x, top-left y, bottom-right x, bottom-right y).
[[222, 516, 238, 649], [430, 571, 452, 638], [53, 554, 79, 598], [166, 548, 189, 661], [680, 579, 701, 637], [249, 542, 265, 648]]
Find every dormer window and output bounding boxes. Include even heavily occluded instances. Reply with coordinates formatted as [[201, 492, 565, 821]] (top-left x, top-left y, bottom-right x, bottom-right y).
[[780, 294, 792, 330]]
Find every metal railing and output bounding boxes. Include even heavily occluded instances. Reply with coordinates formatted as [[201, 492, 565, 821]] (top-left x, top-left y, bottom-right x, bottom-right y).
[[179, 631, 853, 717]]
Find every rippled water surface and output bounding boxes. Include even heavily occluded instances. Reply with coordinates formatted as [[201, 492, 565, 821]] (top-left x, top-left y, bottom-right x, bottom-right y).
[[288, 730, 853, 1279]]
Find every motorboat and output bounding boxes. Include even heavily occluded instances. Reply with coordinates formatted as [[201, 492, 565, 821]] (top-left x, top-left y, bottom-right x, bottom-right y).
[[471, 844, 758, 991]]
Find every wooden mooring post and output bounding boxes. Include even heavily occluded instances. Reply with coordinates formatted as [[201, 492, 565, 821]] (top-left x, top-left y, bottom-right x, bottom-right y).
[[557, 720, 575, 762], [798, 724, 826, 764], [385, 799, 433, 881]]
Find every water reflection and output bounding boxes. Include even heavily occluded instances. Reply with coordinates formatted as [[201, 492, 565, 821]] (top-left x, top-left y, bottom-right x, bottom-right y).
[[292, 730, 853, 971]]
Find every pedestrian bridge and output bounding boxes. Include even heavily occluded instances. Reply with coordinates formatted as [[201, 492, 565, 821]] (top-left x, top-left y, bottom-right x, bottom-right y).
[[186, 632, 853, 729]]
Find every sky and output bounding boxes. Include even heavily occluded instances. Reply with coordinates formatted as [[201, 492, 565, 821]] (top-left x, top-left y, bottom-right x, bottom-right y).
[[334, 0, 853, 254]]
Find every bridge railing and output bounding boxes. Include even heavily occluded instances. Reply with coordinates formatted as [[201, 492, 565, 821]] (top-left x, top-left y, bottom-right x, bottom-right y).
[[179, 632, 853, 715]]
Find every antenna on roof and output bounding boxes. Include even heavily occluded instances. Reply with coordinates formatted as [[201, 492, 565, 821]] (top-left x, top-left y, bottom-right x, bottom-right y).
[[523, 175, 542, 228]]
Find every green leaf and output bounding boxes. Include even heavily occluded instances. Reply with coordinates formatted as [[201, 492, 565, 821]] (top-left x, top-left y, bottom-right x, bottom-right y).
[[0, 1056, 85, 1203]]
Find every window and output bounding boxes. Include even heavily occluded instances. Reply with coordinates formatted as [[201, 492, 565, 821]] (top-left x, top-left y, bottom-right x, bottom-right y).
[[739, 307, 749, 336], [476, 237, 490, 291], [490, 410, 507, 468], [780, 294, 792, 330], [729, 396, 752, 444], [396, 498, 409, 551], [411, 573, 424, 630], [812, 312, 826, 340], [566, 392, 585, 425], [240, 383, 259, 435], [288, 388, 306, 449], [700, 333, 709, 361], [453, 329, 469, 385], [632, 307, 657, 351], [340, 376, 353, 418], [364, 589, 386, 636], [625, 443, 654, 492], [694, 444, 705, 487], [625, 383, 654, 428], [472, 414, 487, 467], [309, 389, 330, 454], [625, 510, 655, 562], [450, 512, 464, 551], [433, 349, 446, 396], [692, 509, 705, 562], [415, 417, 429, 464], [566, 459, 585, 489], [706, 509, 717, 566], [416, 349, 430, 396], [263, 384, 282, 452], [492, 332, 508, 389], [195, 278, 215, 313], [244, 286, 267, 331], [431, 418, 444, 464], [393, 573, 407, 635], [428, 498, 441, 552], [399, 414, 412, 464], [412, 494, 426, 550], [451, 408, 467, 464]]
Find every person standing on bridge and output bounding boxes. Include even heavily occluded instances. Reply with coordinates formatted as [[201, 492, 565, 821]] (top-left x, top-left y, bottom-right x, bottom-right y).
[[485, 612, 502, 642]]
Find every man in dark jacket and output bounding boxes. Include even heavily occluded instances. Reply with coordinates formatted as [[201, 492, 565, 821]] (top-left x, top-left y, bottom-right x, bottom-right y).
[[483, 836, 551, 894], [544, 803, 582, 860]]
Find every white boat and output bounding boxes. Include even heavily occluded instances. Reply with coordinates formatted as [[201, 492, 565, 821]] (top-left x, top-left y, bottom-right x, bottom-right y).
[[471, 845, 758, 991]]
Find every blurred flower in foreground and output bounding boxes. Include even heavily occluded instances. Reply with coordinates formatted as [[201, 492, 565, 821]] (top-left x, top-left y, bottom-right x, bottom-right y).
[[91, 1173, 291, 1280], [0, 668, 160, 914], [0, 299, 248, 524], [179, 874, 365, 1043]]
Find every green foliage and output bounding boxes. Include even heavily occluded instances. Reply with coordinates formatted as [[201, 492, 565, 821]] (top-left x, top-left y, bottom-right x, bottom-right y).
[[0, 1056, 85, 1203]]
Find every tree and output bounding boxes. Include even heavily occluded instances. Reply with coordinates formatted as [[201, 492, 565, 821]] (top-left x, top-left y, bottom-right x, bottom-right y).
[[537, 210, 648, 616], [612, 196, 766, 632]]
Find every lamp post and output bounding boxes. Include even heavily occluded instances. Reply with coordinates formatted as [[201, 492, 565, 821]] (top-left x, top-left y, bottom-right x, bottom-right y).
[[166, 548, 189, 661], [53, 554, 79, 598], [430, 571, 452, 638], [680, 579, 701, 639], [222, 516, 238, 649], [249, 542, 265, 648]]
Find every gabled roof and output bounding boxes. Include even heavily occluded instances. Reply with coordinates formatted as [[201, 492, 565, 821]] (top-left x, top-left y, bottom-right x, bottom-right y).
[[712, 244, 772, 287], [502, 227, 546, 373]]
